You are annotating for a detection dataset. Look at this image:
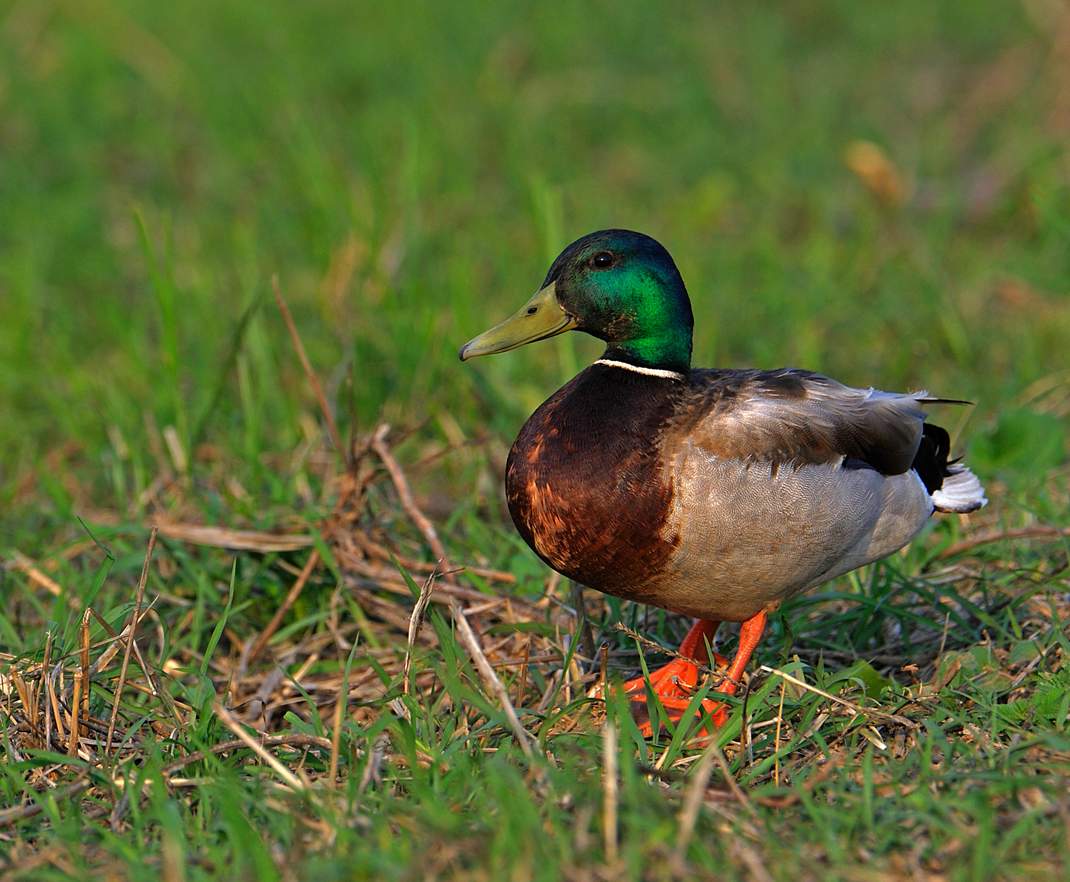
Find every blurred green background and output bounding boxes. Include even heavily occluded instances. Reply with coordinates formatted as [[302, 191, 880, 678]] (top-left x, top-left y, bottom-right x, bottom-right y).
[[2, 3, 1070, 879], [2, 0, 1068, 533]]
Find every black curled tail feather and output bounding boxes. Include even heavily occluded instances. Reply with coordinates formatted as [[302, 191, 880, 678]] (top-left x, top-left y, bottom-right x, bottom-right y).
[[912, 423, 951, 493]]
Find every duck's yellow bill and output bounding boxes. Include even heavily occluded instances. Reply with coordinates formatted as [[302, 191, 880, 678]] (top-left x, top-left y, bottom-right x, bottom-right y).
[[458, 281, 577, 361]]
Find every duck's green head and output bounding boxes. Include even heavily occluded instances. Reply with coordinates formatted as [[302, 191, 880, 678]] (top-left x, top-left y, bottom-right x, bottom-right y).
[[459, 229, 694, 372]]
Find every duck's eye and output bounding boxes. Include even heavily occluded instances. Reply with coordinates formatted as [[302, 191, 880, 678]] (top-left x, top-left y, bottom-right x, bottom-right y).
[[591, 251, 615, 269]]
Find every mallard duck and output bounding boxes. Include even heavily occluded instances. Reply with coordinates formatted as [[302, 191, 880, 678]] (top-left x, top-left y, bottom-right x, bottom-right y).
[[460, 229, 986, 733]]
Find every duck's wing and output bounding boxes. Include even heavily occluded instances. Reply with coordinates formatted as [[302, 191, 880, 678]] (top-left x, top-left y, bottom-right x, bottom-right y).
[[681, 368, 935, 475]]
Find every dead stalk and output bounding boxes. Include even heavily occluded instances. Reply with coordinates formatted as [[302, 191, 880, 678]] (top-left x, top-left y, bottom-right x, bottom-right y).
[[247, 549, 321, 665], [80, 611, 91, 724], [451, 601, 534, 758], [328, 689, 345, 787], [371, 425, 451, 568], [708, 738, 755, 815], [673, 737, 718, 863], [213, 702, 307, 792], [67, 609, 92, 757], [9, 550, 73, 605], [272, 275, 345, 459], [106, 528, 158, 754], [758, 664, 916, 728], [602, 723, 619, 864], [48, 670, 66, 745], [774, 678, 786, 786], [402, 571, 438, 695], [937, 524, 1070, 559], [68, 670, 82, 758], [36, 631, 53, 745]]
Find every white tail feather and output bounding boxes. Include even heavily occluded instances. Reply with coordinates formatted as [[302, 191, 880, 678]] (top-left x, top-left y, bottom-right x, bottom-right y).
[[932, 464, 987, 513]]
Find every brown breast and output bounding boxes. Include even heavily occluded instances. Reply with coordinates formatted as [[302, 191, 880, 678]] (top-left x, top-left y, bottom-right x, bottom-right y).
[[504, 364, 683, 601]]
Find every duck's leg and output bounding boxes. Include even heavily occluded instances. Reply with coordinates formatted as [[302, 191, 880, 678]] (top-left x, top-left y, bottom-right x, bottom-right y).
[[622, 611, 768, 736], [714, 610, 767, 700]]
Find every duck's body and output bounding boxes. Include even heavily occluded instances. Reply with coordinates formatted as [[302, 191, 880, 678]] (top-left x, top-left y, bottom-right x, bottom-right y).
[[506, 360, 978, 623], [462, 229, 985, 735]]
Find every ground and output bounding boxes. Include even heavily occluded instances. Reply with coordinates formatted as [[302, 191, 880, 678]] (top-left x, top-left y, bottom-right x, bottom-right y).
[[1, 1, 1069, 880]]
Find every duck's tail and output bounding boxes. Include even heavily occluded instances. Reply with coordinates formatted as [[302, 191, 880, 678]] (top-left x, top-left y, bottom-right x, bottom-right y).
[[931, 463, 988, 513], [911, 422, 987, 513]]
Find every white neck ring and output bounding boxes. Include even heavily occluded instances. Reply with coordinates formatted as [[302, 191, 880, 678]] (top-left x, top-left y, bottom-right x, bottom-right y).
[[594, 359, 685, 380]]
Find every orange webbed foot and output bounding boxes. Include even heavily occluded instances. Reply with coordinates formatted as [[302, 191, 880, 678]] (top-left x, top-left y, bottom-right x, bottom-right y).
[[620, 656, 730, 737], [612, 611, 768, 739]]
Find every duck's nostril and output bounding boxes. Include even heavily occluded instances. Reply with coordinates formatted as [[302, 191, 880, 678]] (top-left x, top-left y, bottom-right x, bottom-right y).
[[526, 307, 538, 315]]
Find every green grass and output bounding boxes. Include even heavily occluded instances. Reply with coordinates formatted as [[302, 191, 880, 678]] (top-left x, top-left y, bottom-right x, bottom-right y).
[[2, 0, 1069, 879]]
